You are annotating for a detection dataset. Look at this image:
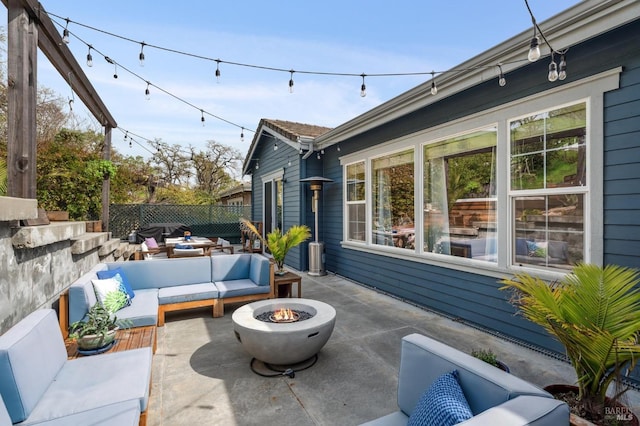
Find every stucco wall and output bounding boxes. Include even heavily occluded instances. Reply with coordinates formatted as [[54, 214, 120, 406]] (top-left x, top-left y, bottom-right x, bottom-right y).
[[0, 197, 132, 334]]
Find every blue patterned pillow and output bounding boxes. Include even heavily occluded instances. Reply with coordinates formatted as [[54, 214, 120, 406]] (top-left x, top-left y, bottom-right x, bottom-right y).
[[408, 370, 473, 426], [97, 268, 135, 300]]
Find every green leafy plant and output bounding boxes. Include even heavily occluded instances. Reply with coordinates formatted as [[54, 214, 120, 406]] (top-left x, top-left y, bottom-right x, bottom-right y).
[[471, 348, 499, 368], [240, 218, 311, 273], [69, 303, 118, 340], [500, 263, 640, 422]]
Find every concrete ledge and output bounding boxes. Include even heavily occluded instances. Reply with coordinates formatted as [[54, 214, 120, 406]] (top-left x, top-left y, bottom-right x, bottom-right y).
[[71, 232, 110, 255], [98, 238, 122, 256], [0, 197, 38, 221], [12, 221, 86, 249]]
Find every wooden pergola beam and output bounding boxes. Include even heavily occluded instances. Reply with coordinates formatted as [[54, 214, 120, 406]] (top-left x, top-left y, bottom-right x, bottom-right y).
[[4, 0, 117, 230], [3, 0, 117, 127]]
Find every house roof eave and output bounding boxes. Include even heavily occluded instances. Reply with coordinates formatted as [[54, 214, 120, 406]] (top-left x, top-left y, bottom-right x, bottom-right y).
[[314, 0, 638, 148]]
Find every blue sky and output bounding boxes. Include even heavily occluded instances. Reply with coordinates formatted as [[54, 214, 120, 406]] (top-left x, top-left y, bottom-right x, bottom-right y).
[[2, 1, 581, 160]]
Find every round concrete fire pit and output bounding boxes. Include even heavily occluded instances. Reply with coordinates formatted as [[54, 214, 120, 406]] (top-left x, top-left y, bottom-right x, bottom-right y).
[[232, 298, 336, 365]]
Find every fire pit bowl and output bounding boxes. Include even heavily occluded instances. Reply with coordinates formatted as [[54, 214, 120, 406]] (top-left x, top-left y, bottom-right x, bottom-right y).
[[232, 298, 336, 365]]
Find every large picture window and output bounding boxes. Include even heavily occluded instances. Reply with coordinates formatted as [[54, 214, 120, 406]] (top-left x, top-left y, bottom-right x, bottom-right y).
[[424, 128, 497, 261]]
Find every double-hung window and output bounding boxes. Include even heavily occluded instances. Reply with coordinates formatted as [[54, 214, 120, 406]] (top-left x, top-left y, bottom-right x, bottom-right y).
[[510, 102, 586, 270]]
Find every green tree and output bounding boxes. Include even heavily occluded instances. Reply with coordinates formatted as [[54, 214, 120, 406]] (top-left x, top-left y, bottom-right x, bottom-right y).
[[37, 129, 108, 219]]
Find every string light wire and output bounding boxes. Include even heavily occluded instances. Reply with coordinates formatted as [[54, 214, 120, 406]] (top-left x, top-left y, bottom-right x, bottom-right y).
[[46, 4, 569, 156]]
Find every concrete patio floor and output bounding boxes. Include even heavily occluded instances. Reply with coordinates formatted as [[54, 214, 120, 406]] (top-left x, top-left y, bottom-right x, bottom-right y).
[[146, 270, 640, 425]]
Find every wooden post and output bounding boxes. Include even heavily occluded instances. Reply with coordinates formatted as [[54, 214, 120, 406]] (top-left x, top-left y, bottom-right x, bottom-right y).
[[101, 126, 112, 232], [7, 0, 37, 198]]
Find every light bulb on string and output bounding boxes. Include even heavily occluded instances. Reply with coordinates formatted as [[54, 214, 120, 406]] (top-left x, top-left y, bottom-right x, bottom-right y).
[[62, 18, 70, 44], [113, 63, 118, 79], [124, 131, 128, 142], [430, 71, 437, 95], [201, 110, 205, 127], [240, 128, 245, 142], [139, 42, 146, 67], [360, 74, 367, 97], [274, 141, 278, 151], [86, 46, 93, 67], [558, 54, 567, 81], [288, 157, 292, 167], [145, 82, 151, 100], [528, 28, 541, 62], [548, 53, 559, 82], [129, 140, 132, 148], [289, 70, 295, 93], [215, 60, 221, 83], [337, 145, 341, 152], [497, 64, 506, 87]]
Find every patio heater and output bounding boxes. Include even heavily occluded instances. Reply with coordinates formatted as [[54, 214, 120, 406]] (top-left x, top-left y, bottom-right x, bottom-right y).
[[300, 176, 333, 276]]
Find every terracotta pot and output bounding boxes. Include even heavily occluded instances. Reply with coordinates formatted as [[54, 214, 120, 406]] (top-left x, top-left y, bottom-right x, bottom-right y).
[[544, 384, 638, 426]]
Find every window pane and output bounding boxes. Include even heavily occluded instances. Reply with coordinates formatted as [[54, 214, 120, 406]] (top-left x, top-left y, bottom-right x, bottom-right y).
[[513, 194, 583, 270], [372, 149, 414, 249], [511, 103, 586, 190], [424, 128, 497, 261], [348, 204, 366, 241], [346, 162, 365, 201]]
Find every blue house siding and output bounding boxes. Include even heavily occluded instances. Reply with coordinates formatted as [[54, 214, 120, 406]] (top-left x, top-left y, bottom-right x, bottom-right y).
[[604, 56, 640, 269], [319, 18, 640, 357]]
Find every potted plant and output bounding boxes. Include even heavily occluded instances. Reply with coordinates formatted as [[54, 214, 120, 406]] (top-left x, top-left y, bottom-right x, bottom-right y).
[[240, 218, 311, 275], [69, 303, 120, 352], [500, 263, 640, 424], [471, 348, 510, 372]]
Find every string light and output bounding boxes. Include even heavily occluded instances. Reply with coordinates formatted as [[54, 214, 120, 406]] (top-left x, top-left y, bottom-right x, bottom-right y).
[[337, 145, 341, 152], [317, 151, 321, 160], [287, 157, 292, 167], [46, 5, 570, 152], [123, 131, 128, 142], [497, 64, 506, 87], [145, 82, 151, 100], [240, 127, 245, 142], [547, 53, 558, 82], [558, 54, 567, 80], [201, 110, 205, 127], [274, 141, 278, 151], [430, 71, 438, 95], [129, 140, 132, 148], [288, 70, 295, 93], [86, 45, 93, 67], [62, 18, 70, 44], [215, 59, 221, 83], [139, 42, 146, 67], [527, 28, 540, 62], [360, 74, 367, 97]]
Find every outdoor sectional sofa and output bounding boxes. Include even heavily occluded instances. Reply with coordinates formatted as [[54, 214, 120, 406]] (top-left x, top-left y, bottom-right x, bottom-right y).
[[361, 333, 569, 425], [0, 309, 150, 426], [68, 253, 274, 328]]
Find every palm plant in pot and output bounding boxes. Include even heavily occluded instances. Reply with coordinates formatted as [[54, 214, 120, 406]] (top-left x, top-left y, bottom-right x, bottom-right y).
[[240, 218, 311, 275], [501, 263, 640, 425], [69, 303, 119, 351]]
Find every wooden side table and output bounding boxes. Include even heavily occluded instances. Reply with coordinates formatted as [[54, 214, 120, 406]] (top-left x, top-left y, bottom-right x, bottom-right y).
[[65, 325, 157, 359], [274, 272, 302, 298]]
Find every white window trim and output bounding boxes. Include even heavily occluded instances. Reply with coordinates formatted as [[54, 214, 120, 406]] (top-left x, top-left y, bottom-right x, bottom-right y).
[[340, 68, 620, 280]]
